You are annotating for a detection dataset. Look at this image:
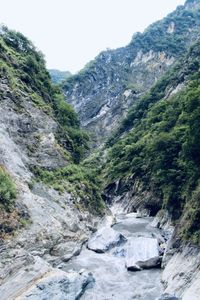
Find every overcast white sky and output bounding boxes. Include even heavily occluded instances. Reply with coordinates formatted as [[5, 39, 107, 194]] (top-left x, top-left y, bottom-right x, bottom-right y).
[[0, 0, 185, 73]]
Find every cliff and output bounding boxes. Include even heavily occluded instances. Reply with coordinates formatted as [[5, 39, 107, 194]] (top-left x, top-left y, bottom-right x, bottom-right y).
[[62, 0, 200, 145], [0, 26, 104, 299]]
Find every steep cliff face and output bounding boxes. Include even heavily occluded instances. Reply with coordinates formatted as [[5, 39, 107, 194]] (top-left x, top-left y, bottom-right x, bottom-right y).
[[0, 26, 103, 299], [62, 0, 200, 145]]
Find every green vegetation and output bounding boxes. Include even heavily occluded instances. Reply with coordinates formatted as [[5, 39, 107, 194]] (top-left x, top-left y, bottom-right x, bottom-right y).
[[31, 164, 104, 215], [180, 184, 200, 244], [130, 5, 200, 57], [0, 166, 16, 209], [108, 41, 200, 146], [1, 0, 200, 234], [0, 25, 103, 215], [105, 42, 200, 244], [0, 25, 88, 163]]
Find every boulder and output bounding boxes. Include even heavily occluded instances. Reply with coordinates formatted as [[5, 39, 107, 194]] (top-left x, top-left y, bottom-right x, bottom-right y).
[[50, 241, 82, 262], [137, 256, 162, 269], [19, 270, 94, 300], [87, 227, 126, 253], [126, 237, 160, 271], [156, 293, 180, 300]]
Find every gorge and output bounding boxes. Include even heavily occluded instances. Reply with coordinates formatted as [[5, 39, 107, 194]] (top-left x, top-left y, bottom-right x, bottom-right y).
[[1, 0, 200, 299]]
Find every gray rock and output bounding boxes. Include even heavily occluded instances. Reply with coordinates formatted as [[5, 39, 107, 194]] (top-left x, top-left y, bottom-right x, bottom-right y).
[[50, 241, 82, 257], [156, 293, 180, 300], [0, 253, 94, 300], [162, 244, 200, 300], [63, 46, 176, 146], [87, 227, 126, 253], [126, 237, 159, 271], [137, 256, 162, 269], [20, 270, 95, 300]]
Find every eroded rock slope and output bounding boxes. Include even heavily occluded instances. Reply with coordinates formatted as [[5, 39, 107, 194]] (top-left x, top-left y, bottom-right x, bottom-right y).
[[63, 0, 200, 145]]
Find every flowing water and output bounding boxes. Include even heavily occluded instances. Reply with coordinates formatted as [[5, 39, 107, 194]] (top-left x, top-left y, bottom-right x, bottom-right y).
[[65, 213, 163, 300]]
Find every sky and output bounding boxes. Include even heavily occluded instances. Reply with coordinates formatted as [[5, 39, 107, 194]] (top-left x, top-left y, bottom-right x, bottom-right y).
[[0, 0, 185, 73]]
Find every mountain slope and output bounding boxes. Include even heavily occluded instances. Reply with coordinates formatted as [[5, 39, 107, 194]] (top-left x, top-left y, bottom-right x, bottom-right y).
[[0, 25, 106, 298], [104, 40, 200, 245], [62, 0, 200, 145], [0, 25, 104, 238]]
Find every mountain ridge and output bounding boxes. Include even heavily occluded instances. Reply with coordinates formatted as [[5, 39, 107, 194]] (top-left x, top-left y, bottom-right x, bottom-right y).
[[62, 0, 200, 145]]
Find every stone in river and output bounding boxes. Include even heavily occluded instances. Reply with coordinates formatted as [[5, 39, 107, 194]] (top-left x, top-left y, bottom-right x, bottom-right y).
[[87, 227, 126, 253], [126, 237, 160, 271], [156, 293, 180, 300], [138, 256, 162, 269]]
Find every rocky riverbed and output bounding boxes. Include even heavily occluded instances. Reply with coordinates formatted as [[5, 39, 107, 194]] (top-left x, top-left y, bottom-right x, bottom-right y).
[[60, 212, 174, 300], [2, 208, 197, 300]]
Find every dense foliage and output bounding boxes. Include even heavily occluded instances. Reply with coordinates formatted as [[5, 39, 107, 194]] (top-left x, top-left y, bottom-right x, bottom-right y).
[[0, 26, 102, 214], [0, 26, 88, 163], [32, 164, 104, 214], [0, 166, 16, 209], [108, 42, 200, 146], [129, 2, 200, 57], [106, 42, 200, 244]]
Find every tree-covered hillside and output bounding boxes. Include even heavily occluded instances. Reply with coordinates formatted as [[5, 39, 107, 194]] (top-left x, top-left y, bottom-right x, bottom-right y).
[[0, 25, 104, 216], [105, 41, 200, 244]]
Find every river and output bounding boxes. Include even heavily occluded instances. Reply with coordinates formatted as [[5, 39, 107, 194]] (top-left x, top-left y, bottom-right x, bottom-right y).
[[64, 212, 164, 300]]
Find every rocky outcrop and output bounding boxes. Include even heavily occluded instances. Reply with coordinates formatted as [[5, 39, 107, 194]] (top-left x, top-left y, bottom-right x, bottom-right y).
[[0, 80, 68, 175], [63, 1, 200, 145], [162, 244, 200, 300], [87, 226, 126, 253], [0, 89, 98, 297], [105, 179, 162, 216], [0, 252, 94, 300], [63, 48, 174, 146], [0, 28, 100, 299], [152, 210, 200, 300]]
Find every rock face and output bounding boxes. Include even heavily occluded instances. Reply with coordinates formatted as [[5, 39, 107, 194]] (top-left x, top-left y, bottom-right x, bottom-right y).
[[0, 253, 94, 300], [63, 1, 200, 145], [0, 27, 99, 299], [125, 237, 160, 271], [162, 244, 200, 300], [19, 271, 94, 300], [87, 227, 126, 253], [152, 211, 200, 300]]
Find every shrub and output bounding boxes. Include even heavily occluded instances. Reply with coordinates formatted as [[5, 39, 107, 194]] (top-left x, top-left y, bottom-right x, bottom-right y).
[[0, 166, 16, 207]]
